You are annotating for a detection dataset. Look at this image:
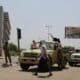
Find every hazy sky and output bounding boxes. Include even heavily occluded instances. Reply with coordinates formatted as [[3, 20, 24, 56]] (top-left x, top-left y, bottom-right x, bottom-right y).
[[1, 0, 80, 48]]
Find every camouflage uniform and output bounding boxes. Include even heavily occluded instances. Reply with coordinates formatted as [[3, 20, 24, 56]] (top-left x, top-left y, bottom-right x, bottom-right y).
[[56, 43, 63, 69]]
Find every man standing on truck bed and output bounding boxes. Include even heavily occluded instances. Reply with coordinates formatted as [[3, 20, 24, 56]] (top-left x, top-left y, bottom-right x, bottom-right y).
[[31, 40, 37, 49]]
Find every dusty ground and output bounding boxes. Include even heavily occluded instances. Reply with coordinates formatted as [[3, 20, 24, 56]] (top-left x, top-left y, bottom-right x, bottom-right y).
[[0, 57, 80, 80]]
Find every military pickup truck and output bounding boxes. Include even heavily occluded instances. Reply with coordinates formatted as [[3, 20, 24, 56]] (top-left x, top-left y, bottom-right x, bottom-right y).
[[19, 40, 67, 71]]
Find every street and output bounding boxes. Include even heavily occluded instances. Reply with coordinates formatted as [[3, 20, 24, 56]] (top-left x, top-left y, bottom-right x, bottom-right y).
[[0, 57, 80, 80]]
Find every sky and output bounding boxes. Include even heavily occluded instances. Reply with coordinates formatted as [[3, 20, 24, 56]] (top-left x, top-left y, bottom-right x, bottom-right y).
[[1, 0, 80, 49]]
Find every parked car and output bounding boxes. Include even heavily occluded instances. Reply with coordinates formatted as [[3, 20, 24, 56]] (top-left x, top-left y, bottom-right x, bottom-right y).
[[69, 53, 80, 66]]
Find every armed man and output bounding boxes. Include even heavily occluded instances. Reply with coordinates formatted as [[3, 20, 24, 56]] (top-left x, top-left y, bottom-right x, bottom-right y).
[[50, 34, 63, 69]]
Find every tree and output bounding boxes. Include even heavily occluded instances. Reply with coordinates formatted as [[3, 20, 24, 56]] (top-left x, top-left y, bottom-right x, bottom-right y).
[[9, 43, 18, 56], [63, 46, 75, 53], [63, 46, 75, 61]]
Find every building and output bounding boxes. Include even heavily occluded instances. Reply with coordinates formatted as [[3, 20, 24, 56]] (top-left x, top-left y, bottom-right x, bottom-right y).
[[65, 26, 80, 38], [4, 12, 11, 43], [0, 6, 11, 56], [0, 6, 4, 48]]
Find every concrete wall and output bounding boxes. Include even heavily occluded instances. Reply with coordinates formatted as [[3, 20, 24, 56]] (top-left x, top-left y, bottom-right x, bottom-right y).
[[0, 6, 11, 56], [4, 12, 11, 43]]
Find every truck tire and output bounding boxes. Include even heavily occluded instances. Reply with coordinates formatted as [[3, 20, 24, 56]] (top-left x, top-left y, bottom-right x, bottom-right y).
[[69, 62, 74, 66], [20, 63, 29, 71], [58, 63, 63, 70]]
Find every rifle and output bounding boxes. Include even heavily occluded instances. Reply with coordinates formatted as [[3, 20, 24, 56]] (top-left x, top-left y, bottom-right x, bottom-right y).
[[50, 34, 60, 43]]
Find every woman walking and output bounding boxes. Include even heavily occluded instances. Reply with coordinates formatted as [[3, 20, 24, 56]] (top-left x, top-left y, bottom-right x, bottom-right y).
[[34, 45, 52, 76]]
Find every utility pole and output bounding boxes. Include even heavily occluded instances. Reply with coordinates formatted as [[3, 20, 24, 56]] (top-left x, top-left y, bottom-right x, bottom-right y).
[[45, 25, 52, 41]]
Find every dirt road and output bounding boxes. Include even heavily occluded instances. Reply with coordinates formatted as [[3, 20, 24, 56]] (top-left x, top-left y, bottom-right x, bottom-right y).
[[0, 58, 80, 80]]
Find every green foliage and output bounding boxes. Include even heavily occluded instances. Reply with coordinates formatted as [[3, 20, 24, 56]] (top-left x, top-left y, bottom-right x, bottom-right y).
[[63, 46, 75, 51], [63, 46, 75, 54], [9, 43, 18, 56], [9, 43, 18, 52], [62, 46, 75, 60]]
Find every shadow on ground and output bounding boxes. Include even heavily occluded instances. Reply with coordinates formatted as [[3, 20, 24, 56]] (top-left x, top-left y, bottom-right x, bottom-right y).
[[37, 75, 52, 78], [19, 66, 69, 73], [71, 64, 80, 67], [1, 64, 10, 68], [1, 64, 12, 68], [18, 66, 69, 78]]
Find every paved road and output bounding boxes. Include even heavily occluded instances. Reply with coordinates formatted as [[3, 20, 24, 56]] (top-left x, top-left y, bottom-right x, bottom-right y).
[[0, 57, 80, 80]]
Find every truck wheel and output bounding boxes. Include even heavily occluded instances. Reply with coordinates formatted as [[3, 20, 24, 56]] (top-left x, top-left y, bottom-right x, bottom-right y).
[[69, 62, 74, 66], [20, 63, 29, 71], [58, 64, 63, 70]]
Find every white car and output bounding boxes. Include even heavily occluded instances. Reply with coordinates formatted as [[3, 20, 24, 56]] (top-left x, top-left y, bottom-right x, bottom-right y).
[[69, 53, 80, 66]]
